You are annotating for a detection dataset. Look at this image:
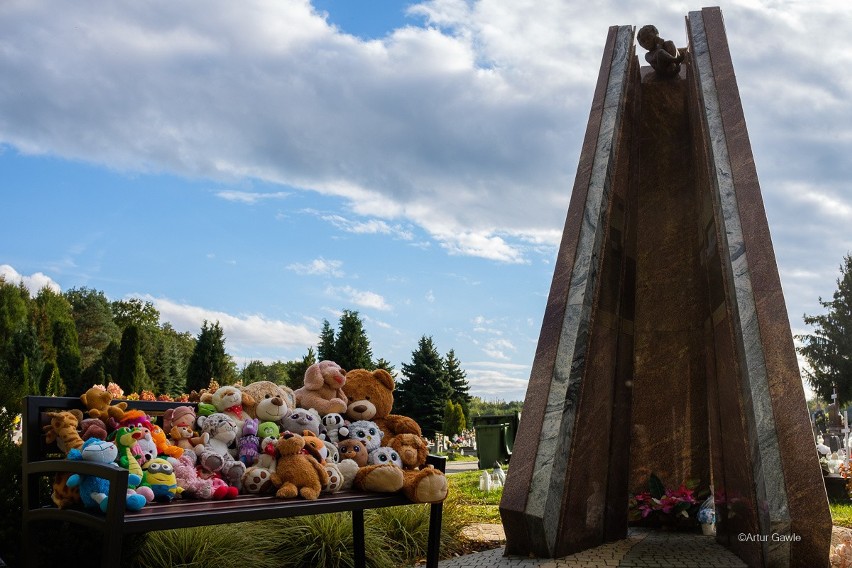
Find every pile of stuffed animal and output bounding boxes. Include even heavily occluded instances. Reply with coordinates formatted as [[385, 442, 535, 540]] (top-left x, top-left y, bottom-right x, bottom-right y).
[[44, 361, 448, 512]]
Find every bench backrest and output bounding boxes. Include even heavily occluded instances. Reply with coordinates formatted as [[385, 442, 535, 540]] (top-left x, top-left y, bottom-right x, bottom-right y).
[[23, 396, 194, 465]]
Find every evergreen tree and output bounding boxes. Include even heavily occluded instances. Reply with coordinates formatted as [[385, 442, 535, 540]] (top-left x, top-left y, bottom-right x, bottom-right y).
[[397, 336, 451, 438], [111, 297, 160, 331], [44, 360, 66, 396], [444, 349, 472, 423], [334, 310, 373, 371], [64, 287, 120, 371], [0, 279, 31, 408], [117, 324, 153, 393], [799, 253, 852, 404], [375, 358, 396, 376], [442, 400, 465, 437], [283, 347, 317, 389], [317, 319, 336, 362], [186, 321, 234, 393], [52, 319, 82, 395]]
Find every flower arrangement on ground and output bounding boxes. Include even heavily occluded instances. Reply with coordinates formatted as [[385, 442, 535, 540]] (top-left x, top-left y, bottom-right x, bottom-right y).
[[628, 473, 705, 529]]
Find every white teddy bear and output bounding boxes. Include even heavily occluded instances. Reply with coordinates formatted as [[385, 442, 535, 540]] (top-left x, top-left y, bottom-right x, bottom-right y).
[[195, 413, 246, 489]]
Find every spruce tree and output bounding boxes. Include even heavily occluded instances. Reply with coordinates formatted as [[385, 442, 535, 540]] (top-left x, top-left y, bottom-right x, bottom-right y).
[[117, 324, 152, 393], [799, 253, 852, 403], [444, 349, 472, 423], [397, 336, 451, 438], [317, 320, 336, 362], [333, 310, 373, 371], [186, 321, 234, 393]]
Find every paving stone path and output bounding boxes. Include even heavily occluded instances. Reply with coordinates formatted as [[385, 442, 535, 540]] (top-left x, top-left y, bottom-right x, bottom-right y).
[[438, 529, 748, 568]]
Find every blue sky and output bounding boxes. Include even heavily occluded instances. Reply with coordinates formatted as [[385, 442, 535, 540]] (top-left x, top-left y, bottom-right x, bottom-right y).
[[2, 1, 851, 401]]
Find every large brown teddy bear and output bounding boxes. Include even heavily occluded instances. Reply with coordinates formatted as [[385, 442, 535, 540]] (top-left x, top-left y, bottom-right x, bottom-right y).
[[294, 361, 348, 416], [80, 387, 127, 423], [271, 432, 328, 500], [240, 380, 296, 423], [388, 433, 448, 504], [342, 368, 420, 442]]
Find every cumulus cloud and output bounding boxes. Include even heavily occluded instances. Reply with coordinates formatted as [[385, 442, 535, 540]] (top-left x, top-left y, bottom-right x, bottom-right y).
[[325, 285, 391, 311], [320, 214, 413, 240], [0, 264, 61, 294], [287, 257, 344, 277], [483, 338, 516, 360], [139, 294, 317, 353]]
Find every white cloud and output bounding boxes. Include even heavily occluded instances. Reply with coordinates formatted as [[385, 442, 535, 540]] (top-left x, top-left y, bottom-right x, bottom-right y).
[[325, 285, 392, 311], [287, 258, 344, 277], [216, 190, 291, 204], [425, 289, 435, 303], [0, 264, 61, 294], [482, 338, 516, 360], [139, 294, 317, 353], [321, 214, 413, 240], [465, 361, 529, 401]]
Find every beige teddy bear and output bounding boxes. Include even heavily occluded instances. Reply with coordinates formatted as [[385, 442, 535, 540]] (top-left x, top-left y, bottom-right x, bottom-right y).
[[200, 385, 253, 428], [270, 432, 328, 500], [294, 361, 348, 416], [240, 380, 296, 423]]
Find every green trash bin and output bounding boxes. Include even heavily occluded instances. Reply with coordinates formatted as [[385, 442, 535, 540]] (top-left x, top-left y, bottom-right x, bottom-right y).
[[473, 413, 520, 452], [475, 423, 511, 470]]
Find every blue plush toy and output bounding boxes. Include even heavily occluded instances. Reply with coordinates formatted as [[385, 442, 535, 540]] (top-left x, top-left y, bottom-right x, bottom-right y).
[[66, 438, 147, 513]]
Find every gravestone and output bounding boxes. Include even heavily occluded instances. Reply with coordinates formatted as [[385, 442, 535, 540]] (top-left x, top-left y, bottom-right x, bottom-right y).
[[499, 8, 832, 567]]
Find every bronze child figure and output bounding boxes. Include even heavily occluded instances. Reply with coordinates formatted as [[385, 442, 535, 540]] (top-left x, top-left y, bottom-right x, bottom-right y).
[[637, 25, 685, 78]]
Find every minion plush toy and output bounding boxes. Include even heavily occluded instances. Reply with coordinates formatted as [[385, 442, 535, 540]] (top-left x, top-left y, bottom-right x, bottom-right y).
[[141, 458, 183, 502]]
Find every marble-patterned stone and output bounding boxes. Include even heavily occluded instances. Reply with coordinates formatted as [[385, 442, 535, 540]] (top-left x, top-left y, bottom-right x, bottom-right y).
[[502, 9, 829, 566]]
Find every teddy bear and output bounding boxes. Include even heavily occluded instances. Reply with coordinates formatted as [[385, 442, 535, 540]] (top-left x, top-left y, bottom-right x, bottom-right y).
[[200, 385, 253, 427], [79, 417, 108, 441], [337, 438, 369, 467], [240, 380, 296, 423], [321, 413, 350, 444], [342, 368, 421, 442], [281, 408, 322, 437], [242, 465, 275, 494], [164, 405, 208, 459], [294, 360, 348, 416], [255, 422, 280, 471], [387, 433, 448, 504], [194, 413, 247, 489], [238, 418, 260, 465], [80, 386, 127, 424], [168, 454, 237, 499], [270, 432, 329, 500]]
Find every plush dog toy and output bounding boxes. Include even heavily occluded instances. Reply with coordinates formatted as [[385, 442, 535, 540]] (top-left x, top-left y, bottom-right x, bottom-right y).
[[270, 432, 328, 500], [294, 361, 348, 416]]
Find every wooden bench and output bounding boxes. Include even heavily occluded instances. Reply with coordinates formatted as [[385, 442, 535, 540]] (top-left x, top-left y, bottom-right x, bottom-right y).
[[22, 396, 446, 568]]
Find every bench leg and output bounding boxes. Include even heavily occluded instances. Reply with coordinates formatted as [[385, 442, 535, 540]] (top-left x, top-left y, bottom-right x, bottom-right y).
[[23, 520, 38, 568], [101, 530, 123, 568], [352, 509, 365, 568], [427, 502, 443, 568]]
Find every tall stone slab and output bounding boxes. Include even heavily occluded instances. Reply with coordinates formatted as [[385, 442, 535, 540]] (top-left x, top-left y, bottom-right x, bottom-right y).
[[500, 8, 831, 567]]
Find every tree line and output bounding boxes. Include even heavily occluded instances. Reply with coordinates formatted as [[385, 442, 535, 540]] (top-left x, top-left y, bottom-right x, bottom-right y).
[[0, 280, 476, 438]]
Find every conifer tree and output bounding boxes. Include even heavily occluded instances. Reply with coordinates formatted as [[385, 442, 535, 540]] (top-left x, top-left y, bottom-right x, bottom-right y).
[[52, 319, 82, 395], [799, 253, 852, 404], [397, 336, 451, 438], [317, 320, 336, 362], [64, 287, 119, 371], [186, 321, 234, 393], [333, 310, 373, 371], [117, 324, 152, 393], [444, 349, 472, 423]]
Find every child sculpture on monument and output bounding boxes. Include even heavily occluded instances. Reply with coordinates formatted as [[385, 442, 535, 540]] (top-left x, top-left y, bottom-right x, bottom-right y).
[[637, 25, 685, 78]]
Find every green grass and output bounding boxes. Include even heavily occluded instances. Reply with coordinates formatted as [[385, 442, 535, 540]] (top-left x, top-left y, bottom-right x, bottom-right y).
[[831, 502, 852, 528], [447, 468, 504, 524], [132, 501, 470, 568]]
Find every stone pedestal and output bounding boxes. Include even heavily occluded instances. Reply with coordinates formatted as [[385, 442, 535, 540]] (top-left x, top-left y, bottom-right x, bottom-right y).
[[500, 8, 831, 567]]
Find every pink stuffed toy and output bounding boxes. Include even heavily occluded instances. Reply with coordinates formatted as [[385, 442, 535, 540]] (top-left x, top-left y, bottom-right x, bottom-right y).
[[294, 360, 348, 416], [168, 455, 237, 499]]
